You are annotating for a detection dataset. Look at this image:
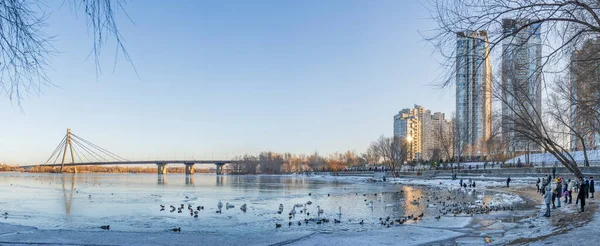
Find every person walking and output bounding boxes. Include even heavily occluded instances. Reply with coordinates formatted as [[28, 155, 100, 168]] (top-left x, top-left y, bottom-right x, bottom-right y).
[[590, 177, 595, 199], [536, 178, 541, 193], [585, 178, 590, 199], [578, 177, 586, 212], [544, 184, 552, 217], [551, 180, 557, 209], [506, 176, 511, 188], [555, 179, 562, 208], [562, 178, 568, 203], [568, 179, 574, 204]]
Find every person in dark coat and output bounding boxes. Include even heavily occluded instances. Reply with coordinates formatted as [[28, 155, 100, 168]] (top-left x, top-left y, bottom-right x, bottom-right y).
[[555, 179, 562, 208], [552, 167, 556, 179], [536, 178, 541, 193], [578, 177, 586, 212], [590, 177, 595, 199], [585, 178, 590, 199], [506, 176, 511, 188]]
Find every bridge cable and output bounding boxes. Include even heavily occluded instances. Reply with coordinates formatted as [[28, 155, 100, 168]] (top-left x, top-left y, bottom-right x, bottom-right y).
[[45, 135, 67, 164], [70, 141, 85, 163], [70, 134, 126, 161], [71, 134, 128, 161], [70, 141, 91, 163], [51, 140, 68, 165], [71, 138, 108, 163]]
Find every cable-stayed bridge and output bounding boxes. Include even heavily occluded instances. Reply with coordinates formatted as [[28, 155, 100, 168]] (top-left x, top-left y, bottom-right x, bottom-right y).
[[29, 129, 236, 175]]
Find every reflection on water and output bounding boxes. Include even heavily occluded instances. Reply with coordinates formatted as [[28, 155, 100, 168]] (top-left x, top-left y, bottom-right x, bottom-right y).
[[157, 174, 166, 185], [61, 174, 75, 221], [185, 175, 194, 186], [0, 173, 519, 234]]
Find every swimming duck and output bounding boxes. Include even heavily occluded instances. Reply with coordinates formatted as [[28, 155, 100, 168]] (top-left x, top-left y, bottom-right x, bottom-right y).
[[240, 204, 247, 212], [171, 227, 181, 232], [226, 202, 234, 209], [275, 223, 282, 228], [100, 225, 110, 230]]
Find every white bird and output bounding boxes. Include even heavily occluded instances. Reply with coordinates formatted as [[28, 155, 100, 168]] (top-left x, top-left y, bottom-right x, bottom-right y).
[[218, 200, 223, 210], [316, 206, 324, 215], [367, 200, 373, 208], [291, 207, 296, 217], [226, 202, 235, 209]]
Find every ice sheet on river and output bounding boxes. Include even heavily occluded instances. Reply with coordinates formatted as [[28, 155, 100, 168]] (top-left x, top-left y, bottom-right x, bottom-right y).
[[0, 223, 464, 246]]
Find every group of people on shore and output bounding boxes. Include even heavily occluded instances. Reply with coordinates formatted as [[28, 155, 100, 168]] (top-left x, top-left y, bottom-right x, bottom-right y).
[[536, 175, 595, 217]]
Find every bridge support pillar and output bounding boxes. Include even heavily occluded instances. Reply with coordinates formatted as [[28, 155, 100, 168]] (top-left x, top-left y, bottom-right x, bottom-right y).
[[184, 163, 195, 175], [157, 163, 168, 175], [216, 163, 225, 175]]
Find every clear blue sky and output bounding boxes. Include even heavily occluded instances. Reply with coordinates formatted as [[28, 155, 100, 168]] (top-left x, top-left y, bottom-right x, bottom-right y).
[[0, 0, 455, 165]]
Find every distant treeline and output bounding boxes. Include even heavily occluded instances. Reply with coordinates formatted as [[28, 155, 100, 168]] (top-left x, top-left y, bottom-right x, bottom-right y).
[[3, 165, 210, 174], [0, 164, 25, 172]]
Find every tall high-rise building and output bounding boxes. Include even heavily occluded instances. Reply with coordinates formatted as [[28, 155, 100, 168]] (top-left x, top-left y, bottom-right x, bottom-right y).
[[501, 19, 542, 153], [570, 39, 600, 151], [455, 31, 492, 159]]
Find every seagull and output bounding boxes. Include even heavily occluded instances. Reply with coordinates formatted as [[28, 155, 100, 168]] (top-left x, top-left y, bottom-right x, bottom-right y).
[[218, 201, 223, 211], [226, 202, 234, 209]]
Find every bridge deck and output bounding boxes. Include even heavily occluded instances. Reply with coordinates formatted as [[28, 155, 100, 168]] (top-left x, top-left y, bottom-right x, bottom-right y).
[[26, 160, 237, 168]]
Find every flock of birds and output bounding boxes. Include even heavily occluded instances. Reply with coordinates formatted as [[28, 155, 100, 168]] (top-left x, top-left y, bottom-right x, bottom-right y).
[[92, 186, 517, 232], [158, 199, 248, 218]]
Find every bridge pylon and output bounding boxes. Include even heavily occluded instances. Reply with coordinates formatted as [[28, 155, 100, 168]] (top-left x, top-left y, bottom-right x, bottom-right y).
[[60, 129, 76, 173]]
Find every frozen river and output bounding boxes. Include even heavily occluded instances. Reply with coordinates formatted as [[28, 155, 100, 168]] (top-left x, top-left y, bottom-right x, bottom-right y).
[[0, 172, 532, 245]]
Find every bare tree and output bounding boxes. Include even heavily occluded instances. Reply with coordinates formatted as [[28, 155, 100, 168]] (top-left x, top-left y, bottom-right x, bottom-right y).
[[391, 136, 408, 174], [361, 146, 380, 165], [427, 0, 600, 178], [434, 116, 454, 162], [1, 0, 133, 104], [369, 135, 406, 175], [548, 76, 592, 167], [485, 111, 508, 162], [307, 152, 327, 171]]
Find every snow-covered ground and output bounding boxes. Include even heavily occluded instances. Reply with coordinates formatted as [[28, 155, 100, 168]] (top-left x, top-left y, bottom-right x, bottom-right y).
[[506, 149, 600, 166]]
